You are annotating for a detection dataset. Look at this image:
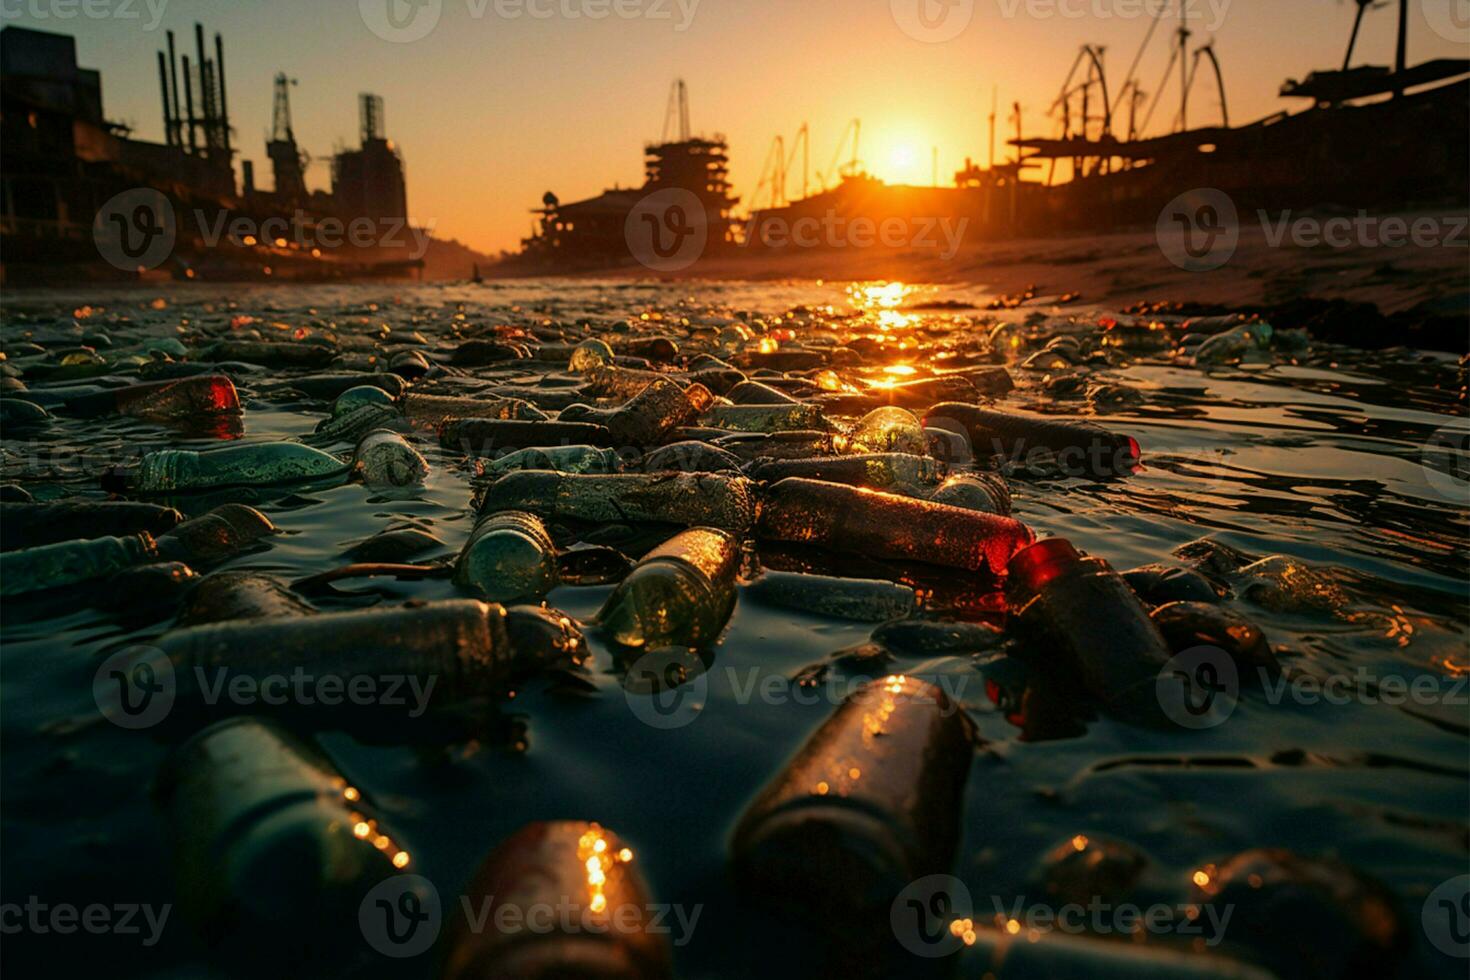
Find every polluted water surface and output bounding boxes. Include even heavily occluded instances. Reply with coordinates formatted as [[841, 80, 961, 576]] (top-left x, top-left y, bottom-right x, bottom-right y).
[[0, 279, 1466, 980]]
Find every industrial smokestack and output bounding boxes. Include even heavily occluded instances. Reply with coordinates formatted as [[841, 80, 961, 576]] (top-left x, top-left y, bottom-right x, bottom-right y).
[[182, 54, 197, 154], [214, 31, 231, 158], [194, 23, 212, 152], [167, 31, 182, 149], [156, 51, 174, 146]]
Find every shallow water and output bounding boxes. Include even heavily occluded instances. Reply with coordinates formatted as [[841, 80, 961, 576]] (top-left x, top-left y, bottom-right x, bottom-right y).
[[1, 279, 1466, 978]]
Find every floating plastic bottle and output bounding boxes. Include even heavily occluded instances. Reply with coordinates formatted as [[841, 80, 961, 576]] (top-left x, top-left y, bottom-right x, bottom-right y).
[[176, 570, 317, 626], [442, 821, 672, 980], [484, 472, 757, 534], [584, 364, 670, 399], [714, 430, 838, 462], [845, 407, 929, 455], [440, 419, 614, 454], [1230, 555, 1348, 614], [156, 503, 277, 565], [475, 445, 624, 479], [704, 402, 828, 433], [389, 349, 432, 378], [605, 379, 714, 447], [330, 384, 396, 418], [278, 372, 405, 402], [400, 392, 547, 427], [148, 599, 570, 731], [353, 430, 430, 487], [745, 570, 919, 622], [640, 440, 742, 474], [731, 675, 974, 924], [106, 442, 350, 494], [309, 402, 402, 447], [1151, 601, 1281, 680], [455, 510, 559, 602], [0, 500, 181, 551], [599, 527, 739, 648], [155, 717, 423, 970], [1005, 539, 1173, 723], [206, 339, 336, 368], [100, 561, 198, 621], [1193, 320, 1273, 366], [1121, 563, 1220, 605], [925, 402, 1140, 477], [568, 338, 616, 373], [757, 478, 1034, 575], [728, 380, 799, 405], [61, 375, 240, 420], [747, 453, 941, 489], [926, 472, 1012, 515], [0, 532, 157, 596], [1191, 849, 1405, 980]]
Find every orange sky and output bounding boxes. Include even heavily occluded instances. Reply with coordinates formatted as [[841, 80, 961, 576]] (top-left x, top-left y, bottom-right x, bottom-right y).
[[10, 0, 1465, 254]]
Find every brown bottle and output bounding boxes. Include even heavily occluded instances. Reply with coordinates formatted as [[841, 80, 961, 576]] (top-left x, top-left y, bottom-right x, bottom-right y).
[[1005, 539, 1173, 724], [605, 379, 714, 447], [442, 821, 672, 980], [731, 675, 974, 925], [757, 478, 1034, 575]]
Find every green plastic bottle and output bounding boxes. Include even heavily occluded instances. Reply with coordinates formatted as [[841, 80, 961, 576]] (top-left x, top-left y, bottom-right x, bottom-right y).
[[155, 717, 424, 971], [455, 510, 559, 602], [599, 527, 739, 648], [108, 442, 350, 493], [475, 445, 624, 479], [0, 532, 158, 596], [330, 384, 396, 418]]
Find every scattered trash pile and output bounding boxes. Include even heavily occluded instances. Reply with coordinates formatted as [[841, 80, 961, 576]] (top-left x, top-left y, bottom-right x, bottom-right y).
[[0, 296, 1456, 979]]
